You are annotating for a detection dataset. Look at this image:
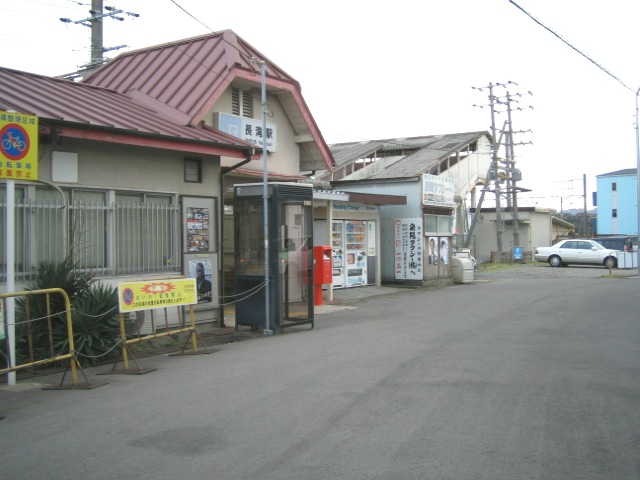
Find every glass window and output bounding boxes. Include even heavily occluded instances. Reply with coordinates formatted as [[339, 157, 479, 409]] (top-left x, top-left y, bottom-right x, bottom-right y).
[[36, 188, 69, 265], [1, 186, 180, 279], [235, 198, 265, 275], [0, 186, 27, 279], [116, 193, 177, 274], [184, 158, 202, 183], [69, 190, 107, 271], [424, 214, 452, 235]]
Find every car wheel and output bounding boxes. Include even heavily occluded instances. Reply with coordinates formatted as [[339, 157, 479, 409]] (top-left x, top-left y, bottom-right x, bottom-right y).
[[604, 256, 617, 269], [548, 255, 562, 267]]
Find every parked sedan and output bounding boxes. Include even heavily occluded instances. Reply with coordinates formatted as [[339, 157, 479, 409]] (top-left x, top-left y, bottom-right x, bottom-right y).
[[534, 239, 618, 268]]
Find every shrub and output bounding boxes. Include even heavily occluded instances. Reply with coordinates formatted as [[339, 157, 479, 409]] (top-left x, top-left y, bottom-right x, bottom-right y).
[[1, 261, 123, 369]]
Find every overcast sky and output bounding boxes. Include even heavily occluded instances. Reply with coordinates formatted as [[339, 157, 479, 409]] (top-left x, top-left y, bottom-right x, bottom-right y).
[[2, 0, 639, 211]]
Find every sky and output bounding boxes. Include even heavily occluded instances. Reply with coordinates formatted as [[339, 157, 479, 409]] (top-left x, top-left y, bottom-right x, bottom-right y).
[[2, 0, 640, 212]]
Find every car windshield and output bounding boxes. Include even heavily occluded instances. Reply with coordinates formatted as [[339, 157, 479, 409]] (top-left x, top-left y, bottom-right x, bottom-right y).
[[591, 241, 605, 250]]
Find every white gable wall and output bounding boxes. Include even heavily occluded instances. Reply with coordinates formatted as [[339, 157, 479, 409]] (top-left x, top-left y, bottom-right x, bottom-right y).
[[208, 87, 303, 177]]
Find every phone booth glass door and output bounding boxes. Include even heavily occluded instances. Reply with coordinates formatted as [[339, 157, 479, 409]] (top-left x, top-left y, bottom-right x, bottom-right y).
[[234, 183, 314, 332]]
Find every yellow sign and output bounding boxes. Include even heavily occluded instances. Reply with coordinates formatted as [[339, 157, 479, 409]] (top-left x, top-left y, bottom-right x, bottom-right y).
[[117, 278, 198, 313], [0, 111, 39, 181]]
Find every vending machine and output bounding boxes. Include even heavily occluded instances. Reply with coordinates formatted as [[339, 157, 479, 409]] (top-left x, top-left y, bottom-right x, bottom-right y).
[[331, 220, 345, 288], [331, 220, 369, 287], [345, 220, 367, 286]]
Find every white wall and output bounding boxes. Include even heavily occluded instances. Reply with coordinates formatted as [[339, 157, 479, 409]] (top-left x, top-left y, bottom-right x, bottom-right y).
[[210, 87, 302, 177]]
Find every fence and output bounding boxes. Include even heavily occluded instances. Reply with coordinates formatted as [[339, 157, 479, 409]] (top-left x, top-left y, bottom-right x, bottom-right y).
[[0, 195, 181, 282], [0, 288, 106, 389]]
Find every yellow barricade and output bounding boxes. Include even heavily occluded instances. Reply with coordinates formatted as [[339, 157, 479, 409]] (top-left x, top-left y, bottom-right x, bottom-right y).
[[102, 278, 211, 375], [0, 288, 105, 389]]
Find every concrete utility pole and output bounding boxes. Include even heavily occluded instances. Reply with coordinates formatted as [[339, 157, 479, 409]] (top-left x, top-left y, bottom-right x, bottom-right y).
[[60, 0, 138, 69], [472, 82, 533, 256], [488, 83, 504, 253], [504, 90, 533, 248]]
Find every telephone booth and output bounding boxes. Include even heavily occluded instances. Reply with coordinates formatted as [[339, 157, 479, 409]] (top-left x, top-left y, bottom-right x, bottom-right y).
[[233, 183, 314, 332]]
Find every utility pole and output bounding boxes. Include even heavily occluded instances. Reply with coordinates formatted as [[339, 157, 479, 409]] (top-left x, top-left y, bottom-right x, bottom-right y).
[[60, 0, 138, 71], [472, 82, 532, 257], [583, 173, 588, 237], [504, 90, 533, 248], [488, 83, 504, 252]]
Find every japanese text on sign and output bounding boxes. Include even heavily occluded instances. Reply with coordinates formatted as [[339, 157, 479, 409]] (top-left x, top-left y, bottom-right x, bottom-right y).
[[422, 174, 455, 207], [1, 111, 39, 181], [117, 278, 198, 313], [394, 218, 423, 280], [217, 113, 278, 152]]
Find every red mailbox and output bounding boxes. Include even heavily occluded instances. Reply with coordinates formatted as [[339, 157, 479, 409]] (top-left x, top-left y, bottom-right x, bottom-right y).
[[314, 246, 332, 285], [313, 246, 332, 305]]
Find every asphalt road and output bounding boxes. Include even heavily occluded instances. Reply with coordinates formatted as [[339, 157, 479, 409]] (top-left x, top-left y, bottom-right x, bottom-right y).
[[1, 266, 639, 479]]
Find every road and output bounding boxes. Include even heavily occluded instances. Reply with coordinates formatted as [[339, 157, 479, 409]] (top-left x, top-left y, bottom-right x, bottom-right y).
[[1, 267, 639, 479]]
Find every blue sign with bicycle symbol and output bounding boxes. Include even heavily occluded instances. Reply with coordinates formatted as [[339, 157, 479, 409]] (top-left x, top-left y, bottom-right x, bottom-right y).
[[1, 123, 29, 160], [0, 111, 39, 180]]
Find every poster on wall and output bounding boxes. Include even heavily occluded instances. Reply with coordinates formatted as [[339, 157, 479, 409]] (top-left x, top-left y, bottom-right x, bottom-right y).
[[427, 237, 439, 265], [427, 237, 449, 265], [394, 218, 423, 280], [187, 207, 210, 252], [439, 237, 449, 265], [189, 259, 212, 303]]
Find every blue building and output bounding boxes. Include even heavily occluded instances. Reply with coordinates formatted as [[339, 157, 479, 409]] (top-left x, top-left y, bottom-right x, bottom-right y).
[[595, 168, 638, 235]]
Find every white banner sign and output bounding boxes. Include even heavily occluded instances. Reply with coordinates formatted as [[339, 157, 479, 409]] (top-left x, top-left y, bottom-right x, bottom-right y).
[[422, 174, 456, 207], [394, 218, 423, 280]]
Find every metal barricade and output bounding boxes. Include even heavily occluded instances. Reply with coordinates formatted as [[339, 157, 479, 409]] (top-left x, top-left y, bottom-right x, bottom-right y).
[[0, 288, 106, 389], [101, 303, 211, 375]]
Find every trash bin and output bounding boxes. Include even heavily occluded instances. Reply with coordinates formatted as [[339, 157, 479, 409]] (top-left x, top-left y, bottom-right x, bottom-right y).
[[451, 257, 474, 284]]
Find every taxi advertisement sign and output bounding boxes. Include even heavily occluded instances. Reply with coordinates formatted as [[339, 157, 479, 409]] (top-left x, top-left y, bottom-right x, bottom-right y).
[[117, 278, 198, 313], [1, 111, 39, 181]]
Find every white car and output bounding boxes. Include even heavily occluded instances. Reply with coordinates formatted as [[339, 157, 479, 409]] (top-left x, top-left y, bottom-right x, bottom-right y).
[[534, 239, 618, 268]]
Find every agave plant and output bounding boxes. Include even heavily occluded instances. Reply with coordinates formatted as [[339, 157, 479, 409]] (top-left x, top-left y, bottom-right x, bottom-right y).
[[55, 283, 122, 367], [1, 260, 125, 369]]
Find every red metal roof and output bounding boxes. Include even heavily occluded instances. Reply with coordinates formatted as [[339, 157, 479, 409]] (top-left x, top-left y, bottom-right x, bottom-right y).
[[0, 66, 256, 157], [84, 30, 297, 126], [1, 30, 333, 169], [83, 30, 334, 171]]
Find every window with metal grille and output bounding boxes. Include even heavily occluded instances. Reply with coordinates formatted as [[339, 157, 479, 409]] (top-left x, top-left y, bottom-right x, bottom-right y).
[[115, 193, 179, 274], [1, 186, 181, 281]]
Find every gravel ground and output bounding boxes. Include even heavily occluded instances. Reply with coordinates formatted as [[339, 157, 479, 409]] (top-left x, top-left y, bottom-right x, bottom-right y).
[[474, 262, 639, 280]]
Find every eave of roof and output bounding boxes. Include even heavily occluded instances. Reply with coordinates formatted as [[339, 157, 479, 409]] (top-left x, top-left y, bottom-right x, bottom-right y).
[[0, 66, 256, 158], [597, 168, 638, 177], [366, 132, 490, 180], [83, 30, 334, 171], [328, 132, 490, 181]]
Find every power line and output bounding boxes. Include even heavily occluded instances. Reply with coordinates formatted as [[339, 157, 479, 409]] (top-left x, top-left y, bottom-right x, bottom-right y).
[[508, 0, 634, 94], [168, 0, 213, 32]]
